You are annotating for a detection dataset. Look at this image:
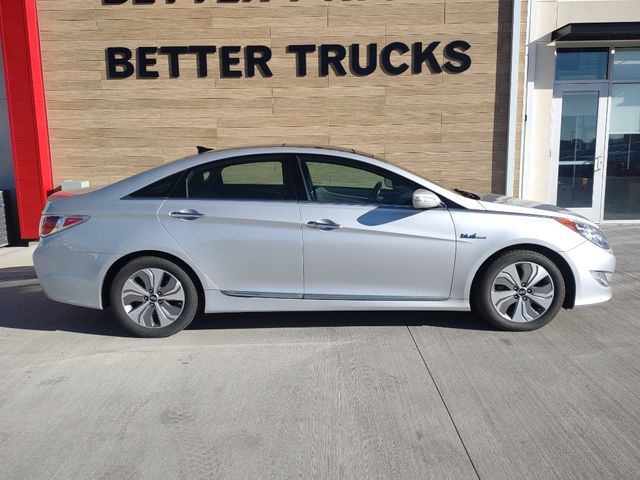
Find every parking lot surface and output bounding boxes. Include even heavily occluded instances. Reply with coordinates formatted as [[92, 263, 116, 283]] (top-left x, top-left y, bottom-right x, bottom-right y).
[[1, 226, 639, 480]]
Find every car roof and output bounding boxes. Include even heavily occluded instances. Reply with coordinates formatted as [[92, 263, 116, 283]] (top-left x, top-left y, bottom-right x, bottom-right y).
[[197, 144, 377, 158]]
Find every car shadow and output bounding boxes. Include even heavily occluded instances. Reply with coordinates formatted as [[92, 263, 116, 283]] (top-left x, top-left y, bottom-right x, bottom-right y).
[[0, 266, 494, 337], [356, 206, 421, 226]]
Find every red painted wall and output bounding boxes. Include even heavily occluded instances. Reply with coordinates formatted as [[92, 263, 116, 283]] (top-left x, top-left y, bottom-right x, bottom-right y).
[[0, 0, 53, 240]]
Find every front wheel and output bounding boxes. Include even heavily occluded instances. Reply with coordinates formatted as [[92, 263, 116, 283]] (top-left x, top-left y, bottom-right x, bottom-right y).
[[110, 256, 200, 337], [472, 250, 566, 331]]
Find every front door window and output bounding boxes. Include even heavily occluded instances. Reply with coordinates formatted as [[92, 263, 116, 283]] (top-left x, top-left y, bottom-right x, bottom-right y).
[[301, 155, 419, 207]]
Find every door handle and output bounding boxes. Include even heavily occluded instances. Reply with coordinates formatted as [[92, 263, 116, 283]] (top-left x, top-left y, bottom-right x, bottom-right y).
[[170, 209, 204, 221], [307, 219, 341, 231], [595, 155, 604, 171]]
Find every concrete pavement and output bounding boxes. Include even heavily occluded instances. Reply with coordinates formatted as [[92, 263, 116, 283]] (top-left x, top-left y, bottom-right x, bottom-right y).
[[0, 226, 639, 479]]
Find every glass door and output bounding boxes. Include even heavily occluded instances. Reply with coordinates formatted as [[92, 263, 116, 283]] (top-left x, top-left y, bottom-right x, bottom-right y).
[[550, 84, 609, 222], [603, 48, 640, 220]]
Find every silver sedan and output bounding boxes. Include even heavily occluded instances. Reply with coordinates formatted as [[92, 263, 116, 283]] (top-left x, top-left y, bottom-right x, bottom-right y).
[[33, 147, 615, 337]]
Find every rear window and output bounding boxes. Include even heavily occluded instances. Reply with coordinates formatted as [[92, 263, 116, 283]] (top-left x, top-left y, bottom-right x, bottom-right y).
[[129, 172, 182, 198]]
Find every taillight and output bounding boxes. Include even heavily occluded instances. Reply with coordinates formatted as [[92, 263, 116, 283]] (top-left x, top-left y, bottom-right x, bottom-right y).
[[39, 215, 89, 238]]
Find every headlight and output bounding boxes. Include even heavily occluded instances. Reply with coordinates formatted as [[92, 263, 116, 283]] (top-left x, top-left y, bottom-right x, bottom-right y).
[[555, 218, 610, 250]]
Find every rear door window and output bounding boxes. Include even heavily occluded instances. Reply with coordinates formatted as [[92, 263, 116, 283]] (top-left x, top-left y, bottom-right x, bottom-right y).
[[185, 157, 290, 201]]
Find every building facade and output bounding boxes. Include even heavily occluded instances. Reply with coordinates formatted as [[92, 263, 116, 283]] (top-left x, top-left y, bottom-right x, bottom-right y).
[[523, 1, 640, 223], [0, 0, 638, 240]]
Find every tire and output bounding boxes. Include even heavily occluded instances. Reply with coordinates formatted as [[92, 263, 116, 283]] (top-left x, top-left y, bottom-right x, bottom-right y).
[[472, 249, 566, 331], [109, 256, 200, 337]]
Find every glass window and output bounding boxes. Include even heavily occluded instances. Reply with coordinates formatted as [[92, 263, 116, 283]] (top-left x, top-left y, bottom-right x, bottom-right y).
[[604, 84, 640, 220], [609, 83, 640, 135], [186, 159, 287, 200], [307, 162, 385, 189], [612, 48, 640, 81], [302, 156, 420, 206], [220, 162, 283, 185], [556, 91, 599, 208], [555, 48, 609, 81], [129, 172, 182, 198]]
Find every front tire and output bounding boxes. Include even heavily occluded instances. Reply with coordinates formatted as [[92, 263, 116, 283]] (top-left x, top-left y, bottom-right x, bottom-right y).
[[472, 249, 565, 331], [110, 256, 200, 337]]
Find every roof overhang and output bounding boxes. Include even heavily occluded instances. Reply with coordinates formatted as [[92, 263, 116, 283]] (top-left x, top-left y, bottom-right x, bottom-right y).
[[552, 22, 640, 42]]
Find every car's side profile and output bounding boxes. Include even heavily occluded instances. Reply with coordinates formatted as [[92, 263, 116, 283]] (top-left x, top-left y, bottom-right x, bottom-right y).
[[33, 147, 615, 337]]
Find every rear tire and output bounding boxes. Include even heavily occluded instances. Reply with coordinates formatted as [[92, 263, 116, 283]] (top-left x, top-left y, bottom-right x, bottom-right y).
[[472, 249, 565, 331], [109, 256, 199, 337]]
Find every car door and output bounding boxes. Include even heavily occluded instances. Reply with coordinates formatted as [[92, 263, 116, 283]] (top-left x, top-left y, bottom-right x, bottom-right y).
[[297, 154, 456, 300], [158, 154, 303, 297]]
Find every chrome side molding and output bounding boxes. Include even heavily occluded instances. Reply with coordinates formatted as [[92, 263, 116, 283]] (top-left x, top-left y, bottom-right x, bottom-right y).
[[221, 290, 446, 302]]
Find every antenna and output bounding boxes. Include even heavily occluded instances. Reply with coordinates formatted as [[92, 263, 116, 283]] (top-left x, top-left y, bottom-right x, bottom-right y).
[[196, 146, 213, 154]]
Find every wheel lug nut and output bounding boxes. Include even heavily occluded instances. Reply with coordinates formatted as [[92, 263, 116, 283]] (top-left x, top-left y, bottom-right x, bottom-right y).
[[521, 283, 526, 287], [523, 296, 528, 301], [514, 286, 518, 291], [514, 294, 519, 299], [144, 296, 148, 301], [158, 300, 163, 304], [528, 289, 532, 293]]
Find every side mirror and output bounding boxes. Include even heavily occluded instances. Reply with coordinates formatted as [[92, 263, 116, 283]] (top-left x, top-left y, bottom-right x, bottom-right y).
[[412, 189, 442, 209]]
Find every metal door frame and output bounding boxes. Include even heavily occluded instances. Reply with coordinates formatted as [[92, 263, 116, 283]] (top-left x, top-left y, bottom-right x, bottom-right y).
[[549, 82, 610, 222]]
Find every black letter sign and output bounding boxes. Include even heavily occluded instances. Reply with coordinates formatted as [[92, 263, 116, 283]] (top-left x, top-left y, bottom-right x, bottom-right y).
[[319, 44, 347, 77], [443, 40, 472, 74], [286, 44, 316, 77], [350, 43, 377, 76], [189, 45, 217, 78], [137, 47, 159, 79], [106, 47, 134, 79], [380, 42, 409, 76], [411, 42, 442, 74], [159, 46, 189, 78], [245, 45, 273, 78], [220, 46, 243, 78]]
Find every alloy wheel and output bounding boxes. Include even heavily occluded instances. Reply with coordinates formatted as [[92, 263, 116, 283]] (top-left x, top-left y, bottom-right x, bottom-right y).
[[121, 268, 185, 328], [490, 261, 555, 323]]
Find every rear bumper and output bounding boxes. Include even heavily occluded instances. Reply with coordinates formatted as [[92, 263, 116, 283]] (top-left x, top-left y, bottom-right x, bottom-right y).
[[563, 240, 616, 307], [33, 237, 114, 309]]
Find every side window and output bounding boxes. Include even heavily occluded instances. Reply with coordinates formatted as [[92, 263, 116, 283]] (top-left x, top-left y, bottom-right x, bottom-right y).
[[307, 162, 385, 189], [301, 156, 420, 207], [129, 172, 183, 198], [186, 159, 287, 201]]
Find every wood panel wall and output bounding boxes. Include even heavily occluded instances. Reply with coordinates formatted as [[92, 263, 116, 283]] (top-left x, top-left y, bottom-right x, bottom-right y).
[[37, 0, 521, 194]]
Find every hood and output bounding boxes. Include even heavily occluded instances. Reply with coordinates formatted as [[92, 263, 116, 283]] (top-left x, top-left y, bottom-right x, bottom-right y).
[[479, 194, 590, 222]]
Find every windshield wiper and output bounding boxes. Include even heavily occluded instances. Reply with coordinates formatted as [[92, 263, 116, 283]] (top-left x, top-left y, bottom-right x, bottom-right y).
[[454, 188, 481, 200]]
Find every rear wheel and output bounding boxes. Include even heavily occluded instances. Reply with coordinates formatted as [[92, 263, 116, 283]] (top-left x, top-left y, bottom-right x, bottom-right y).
[[110, 256, 199, 337], [472, 250, 565, 331]]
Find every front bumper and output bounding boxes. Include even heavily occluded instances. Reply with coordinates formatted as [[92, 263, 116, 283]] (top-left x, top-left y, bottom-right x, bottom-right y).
[[563, 240, 616, 307], [33, 237, 115, 310]]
